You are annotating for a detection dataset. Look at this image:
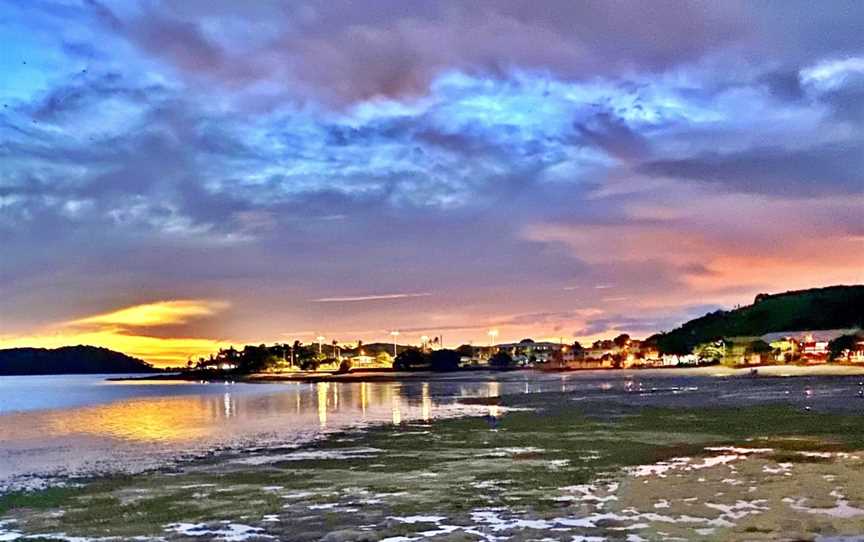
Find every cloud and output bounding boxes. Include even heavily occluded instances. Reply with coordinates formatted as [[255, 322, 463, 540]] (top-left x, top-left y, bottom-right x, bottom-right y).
[[69, 300, 229, 328], [312, 293, 432, 303], [638, 143, 864, 196], [801, 56, 864, 90], [522, 191, 864, 303], [574, 112, 649, 162], [573, 305, 720, 337], [0, 330, 230, 366], [82, 0, 748, 105], [2, 1, 864, 354], [0, 300, 233, 366]]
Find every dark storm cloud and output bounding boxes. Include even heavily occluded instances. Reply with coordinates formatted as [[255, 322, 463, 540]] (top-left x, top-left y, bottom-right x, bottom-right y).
[[757, 69, 806, 101], [638, 143, 864, 196], [574, 112, 650, 163]]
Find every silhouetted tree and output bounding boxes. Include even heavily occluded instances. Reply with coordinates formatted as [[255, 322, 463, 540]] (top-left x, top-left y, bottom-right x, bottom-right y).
[[394, 348, 428, 370], [613, 334, 631, 348], [489, 351, 515, 369], [829, 334, 862, 361], [430, 349, 460, 372], [293, 343, 321, 370], [455, 344, 474, 358]]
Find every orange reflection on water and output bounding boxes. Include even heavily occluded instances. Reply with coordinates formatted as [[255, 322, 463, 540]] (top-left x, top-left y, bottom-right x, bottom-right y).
[[421, 382, 431, 421], [488, 381, 501, 418], [317, 382, 329, 428], [45, 395, 221, 442], [0, 380, 456, 451]]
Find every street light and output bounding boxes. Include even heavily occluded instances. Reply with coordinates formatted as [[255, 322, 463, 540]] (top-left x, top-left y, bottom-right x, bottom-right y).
[[390, 330, 400, 357], [488, 329, 499, 347], [420, 335, 430, 351], [316, 335, 325, 356]]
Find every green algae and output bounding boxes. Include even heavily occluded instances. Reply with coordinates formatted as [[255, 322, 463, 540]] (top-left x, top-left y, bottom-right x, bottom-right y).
[[4, 392, 864, 540]]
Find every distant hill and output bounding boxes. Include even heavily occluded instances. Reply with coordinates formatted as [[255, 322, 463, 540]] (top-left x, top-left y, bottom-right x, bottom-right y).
[[0, 345, 158, 375], [649, 285, 864, 354]]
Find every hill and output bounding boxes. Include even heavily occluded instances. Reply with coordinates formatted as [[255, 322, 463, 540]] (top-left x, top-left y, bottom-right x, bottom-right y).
[[649, 285, 864, 354], [0, 345, 158, 375]]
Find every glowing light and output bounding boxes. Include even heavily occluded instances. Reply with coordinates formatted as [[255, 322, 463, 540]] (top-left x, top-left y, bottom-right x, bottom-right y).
[[488, 328, 499, 347], [421, 382, 431, 421], [317, 382, 329, 428], [0, 300, 235, 368], [0, 330, 230, 368], [390, 330, 400, 356]]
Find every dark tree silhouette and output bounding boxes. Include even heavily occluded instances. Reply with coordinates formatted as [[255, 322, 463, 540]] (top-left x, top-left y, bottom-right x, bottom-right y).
[[429, 349, 460, 372], [489, 351, 515, 369], [393, 348, 428, 370], [829, 334, 862, 361]]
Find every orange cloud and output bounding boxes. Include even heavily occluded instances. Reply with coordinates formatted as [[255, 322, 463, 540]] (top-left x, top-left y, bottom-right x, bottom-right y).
[[523, 192, 864, 312], [0, 300, 235, 368], [69, 299, 229, 328]]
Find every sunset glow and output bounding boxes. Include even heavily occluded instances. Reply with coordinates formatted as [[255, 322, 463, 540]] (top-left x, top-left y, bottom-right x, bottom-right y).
[[0, 300, 234, 366], [1, 1, 863, 366]]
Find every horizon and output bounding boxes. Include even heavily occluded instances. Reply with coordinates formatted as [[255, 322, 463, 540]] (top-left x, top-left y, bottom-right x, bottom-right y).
[[2, 2, 864, 367], [3, 283, 861, 366]]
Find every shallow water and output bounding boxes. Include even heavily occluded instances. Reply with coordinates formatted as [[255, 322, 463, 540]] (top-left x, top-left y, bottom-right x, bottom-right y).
[[0, 373, 514, 490], [5, 370, 864, 540], [3, 370, 864, 493]]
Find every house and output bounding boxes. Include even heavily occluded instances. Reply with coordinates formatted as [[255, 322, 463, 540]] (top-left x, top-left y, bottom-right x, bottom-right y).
[[495, 340, 564, 365], [801, 334, 829, 361], [660, 353, 698, 366], [349, 354, 377, 368], [347, 351, 393, 369], [850, 340, 864, 362], [722, 337, 773, 366], [769, 337, 799, 363]]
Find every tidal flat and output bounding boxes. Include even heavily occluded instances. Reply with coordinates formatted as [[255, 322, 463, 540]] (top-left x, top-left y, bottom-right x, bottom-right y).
[[4, 377, 864, 541]]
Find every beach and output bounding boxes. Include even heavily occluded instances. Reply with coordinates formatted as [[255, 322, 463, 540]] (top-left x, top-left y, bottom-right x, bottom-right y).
[[4, 370, 864, 540]]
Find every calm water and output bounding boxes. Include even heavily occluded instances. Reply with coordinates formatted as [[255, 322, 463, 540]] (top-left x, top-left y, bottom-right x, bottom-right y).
[[0, 372, 520, 491], [2, 370, 864, 492]]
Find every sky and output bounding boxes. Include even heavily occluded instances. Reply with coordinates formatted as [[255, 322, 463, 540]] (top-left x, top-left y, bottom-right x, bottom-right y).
[[1, 1, 863, 366]]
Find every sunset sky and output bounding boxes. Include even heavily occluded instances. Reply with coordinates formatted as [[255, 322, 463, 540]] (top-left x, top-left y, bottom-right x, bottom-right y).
[[1, 1, 863, 366]]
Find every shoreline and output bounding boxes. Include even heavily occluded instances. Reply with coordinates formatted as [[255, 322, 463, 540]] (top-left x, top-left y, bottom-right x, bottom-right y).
[[6, 379, 864, 540], [108, 362, 864, 384]]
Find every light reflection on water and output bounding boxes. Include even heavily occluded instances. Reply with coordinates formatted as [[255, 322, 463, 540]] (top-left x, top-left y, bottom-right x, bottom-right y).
[[3, 370, 864, 491], [0, 376, 505, 488], [0, 380, 454, 443]]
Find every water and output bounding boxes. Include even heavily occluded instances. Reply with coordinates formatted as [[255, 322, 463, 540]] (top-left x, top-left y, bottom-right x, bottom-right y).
[[2, 370, 864, 493], [5, 370, 864, 540], [0, 372, 521, 491]]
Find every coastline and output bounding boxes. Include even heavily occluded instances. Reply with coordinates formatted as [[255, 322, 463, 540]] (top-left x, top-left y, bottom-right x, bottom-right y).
[[109, 362, 864, 384]]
